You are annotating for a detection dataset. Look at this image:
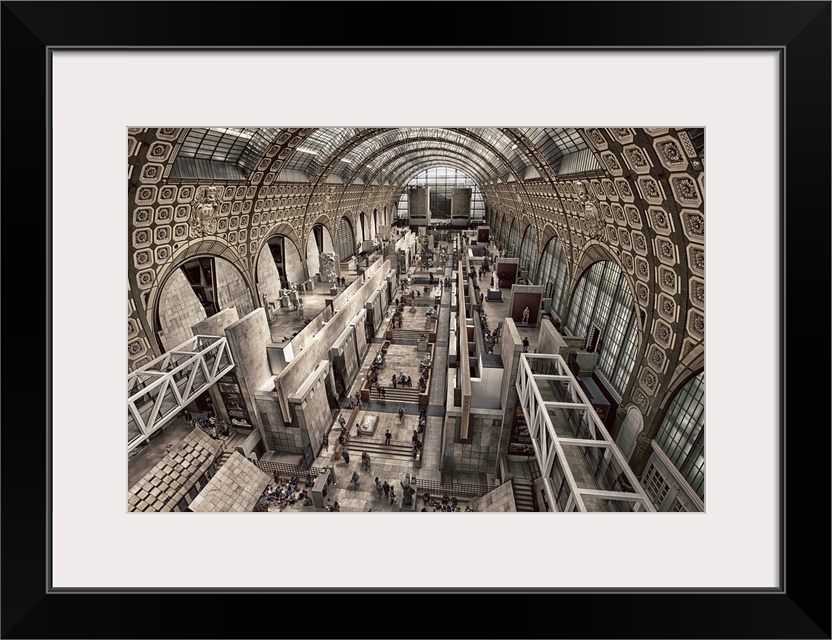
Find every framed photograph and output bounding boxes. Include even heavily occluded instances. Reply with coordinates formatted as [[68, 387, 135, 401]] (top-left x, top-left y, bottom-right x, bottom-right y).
[[4, 1, 829, 638]]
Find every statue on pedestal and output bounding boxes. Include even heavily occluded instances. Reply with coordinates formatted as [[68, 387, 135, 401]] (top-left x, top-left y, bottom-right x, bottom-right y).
[[522, 307, 530, 324], [401, 477, 416, 507], [320, 252, 337, 284]]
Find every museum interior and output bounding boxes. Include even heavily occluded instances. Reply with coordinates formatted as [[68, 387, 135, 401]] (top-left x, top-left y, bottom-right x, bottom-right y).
[[126, 126, 704, 514]]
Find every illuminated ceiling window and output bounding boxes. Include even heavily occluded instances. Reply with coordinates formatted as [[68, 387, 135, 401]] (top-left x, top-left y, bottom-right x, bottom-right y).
[[520, 128, 588, 173], [281, 127, 367, 178], [396, 166, 486, 222], [171, 127, 281, 181]]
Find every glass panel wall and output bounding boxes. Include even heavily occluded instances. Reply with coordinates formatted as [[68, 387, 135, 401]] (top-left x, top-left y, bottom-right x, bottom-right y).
[[564, 261, 638, 396], [335, 217, 355, 259], [518, 225, 538, 280], [654, 372, 705, 500], [395, 166, 486, 223]]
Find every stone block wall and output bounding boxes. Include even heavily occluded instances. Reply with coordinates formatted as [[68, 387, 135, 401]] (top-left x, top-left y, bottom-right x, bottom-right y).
[[224, 308, 272, 436], [469, 481, 516, 512], [274, 259, 391, 418], [284, 239, 305, 285], [256, 247, 283, 308], [291, 361, 333, 457], [159, 268, 206, 352], [216, 258, 255, 319], [537, 318, 567, 355]]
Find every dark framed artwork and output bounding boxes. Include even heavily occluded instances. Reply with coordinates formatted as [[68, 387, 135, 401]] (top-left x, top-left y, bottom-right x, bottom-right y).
[[3, 1, 829, 638]]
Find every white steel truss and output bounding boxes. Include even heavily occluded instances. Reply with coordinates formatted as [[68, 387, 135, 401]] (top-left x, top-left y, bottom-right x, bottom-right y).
[[515, 354, 655, 512], [127, 335, 235, 452]]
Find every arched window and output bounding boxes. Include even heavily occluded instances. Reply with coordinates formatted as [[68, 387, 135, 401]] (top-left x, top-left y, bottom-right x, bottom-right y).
[[359, 212, 367, 242], [180, 257, 217, 317], [537, 235, 570, 316], [336, 216, 355, 259], [518, 225, 538, 281], [506, 219, 519, 256], [655, 372, 705, 500], [312, 224, 325, 253], [565, 261, 639, 396], [499, 215, 506, 246]]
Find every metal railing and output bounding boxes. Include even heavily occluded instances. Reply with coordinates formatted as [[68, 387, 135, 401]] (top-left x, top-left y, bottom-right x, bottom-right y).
[[414, 478, 493, 500], [127, 335, 235, 453], [254, 460, 328, 481]]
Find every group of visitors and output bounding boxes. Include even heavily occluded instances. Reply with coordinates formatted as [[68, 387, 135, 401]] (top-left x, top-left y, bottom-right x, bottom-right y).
[[185, 410, 230, 440], [262, 474, 313, 508], [347, 391, 361, 409], [420, 492, 467, 512], [392, 372, 413, 388], [478, 310, 501, 354], [374, 478, 398, 505]]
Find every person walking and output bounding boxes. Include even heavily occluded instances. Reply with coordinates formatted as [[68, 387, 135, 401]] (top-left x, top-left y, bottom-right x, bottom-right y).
[[322, 432, 329, 451], [398, 405, 405, 423], [384, 429, 392, 445], [382, 480, 390, 498], [392, 375, 397, 389], [375, 477, 384, 500], [522, 336, 530, 353], [351, 471, 360, 490], [389, 486, 397, 505], [342, 448, 350, 465]]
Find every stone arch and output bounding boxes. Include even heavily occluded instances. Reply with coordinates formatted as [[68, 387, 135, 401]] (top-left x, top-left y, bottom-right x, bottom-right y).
[[305, 221, 335, 281], [359, 211, 367, 242], [143, 238, 252, 352], [616, 404, 644, 460], [335, 215, 356, 259], [257, 231, 305, 291], [152, 249, 255, 354]]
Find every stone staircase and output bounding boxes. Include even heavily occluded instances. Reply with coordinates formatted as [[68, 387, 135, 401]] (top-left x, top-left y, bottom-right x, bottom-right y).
[[366, 386, 421, 404], [335, 438, 416, 463], [512, 477, 536, 512], [216, 431, 245, 468], [393, 328, 432, 341]]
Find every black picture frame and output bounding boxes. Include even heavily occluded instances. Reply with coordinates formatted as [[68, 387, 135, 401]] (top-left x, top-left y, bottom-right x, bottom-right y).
[[2, 2, 829, 638]]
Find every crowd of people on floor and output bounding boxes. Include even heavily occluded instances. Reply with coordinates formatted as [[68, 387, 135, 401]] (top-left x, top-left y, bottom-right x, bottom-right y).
[[420, 492, 472, 512], [260, 472, 314, 509]]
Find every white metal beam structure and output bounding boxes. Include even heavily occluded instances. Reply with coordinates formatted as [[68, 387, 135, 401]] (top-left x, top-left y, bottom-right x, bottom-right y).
[[127, 335, 235, 453], [515, 353, 655, 512]]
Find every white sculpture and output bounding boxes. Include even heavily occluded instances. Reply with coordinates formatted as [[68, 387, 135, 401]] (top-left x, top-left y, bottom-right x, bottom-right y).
[[320, 252, 337, 284], [522, 307, 530, 324]]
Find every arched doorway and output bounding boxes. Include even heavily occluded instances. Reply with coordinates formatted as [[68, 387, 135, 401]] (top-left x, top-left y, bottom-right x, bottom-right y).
[[518, 225, 538, 281], [155, 255, 253, 353], [263, 235, 304, 290], [335, 216, 355, 259], [306, 223, 335, 280]]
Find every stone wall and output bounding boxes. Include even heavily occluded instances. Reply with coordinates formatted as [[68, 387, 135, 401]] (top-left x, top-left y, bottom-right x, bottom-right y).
[[256, 247, 283, 310], [274, 259, 391, 420], [216, 258, 255, 319], [469, 480, 516, 512], [158, 268, 206, 352], [290, 360, 333, 460], [223, 308, 272, 438]]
